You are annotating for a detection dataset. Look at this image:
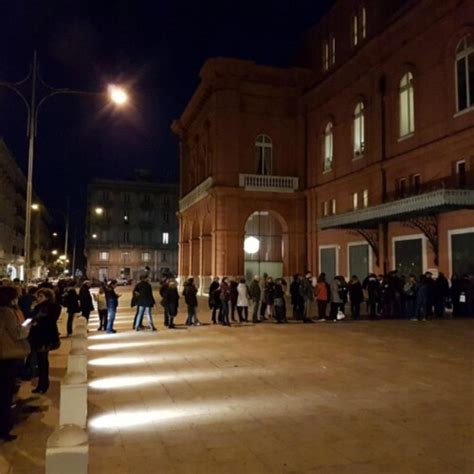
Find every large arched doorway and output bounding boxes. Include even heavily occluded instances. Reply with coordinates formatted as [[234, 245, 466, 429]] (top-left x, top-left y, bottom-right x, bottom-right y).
[[244, 211, 284, 281]]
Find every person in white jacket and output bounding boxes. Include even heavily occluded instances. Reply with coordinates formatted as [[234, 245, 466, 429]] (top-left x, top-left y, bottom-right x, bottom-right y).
[[236, 279, 250, 322]]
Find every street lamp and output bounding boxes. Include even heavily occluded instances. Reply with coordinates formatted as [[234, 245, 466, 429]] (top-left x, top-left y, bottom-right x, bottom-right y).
[[31, 203, 40, 211], [0, 51, 129, 281], [92, 233, 98, 239], [52, 232, 58, 237], [95, 207, 104, 216], [51, 249, 58, 256]]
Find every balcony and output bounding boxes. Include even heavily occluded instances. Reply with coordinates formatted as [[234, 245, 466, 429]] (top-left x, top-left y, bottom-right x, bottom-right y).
[[239, 174, 299, 193]]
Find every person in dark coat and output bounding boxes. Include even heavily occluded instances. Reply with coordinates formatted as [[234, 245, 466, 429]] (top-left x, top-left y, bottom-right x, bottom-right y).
[[183, 277, 200, 325], [79, 281, 94, 322], [165, 279, 179, 328], [219, 277, 231, 326], [134, 275, 157, 331], [289, 274, 302, 320], [348, 275, 363, 320], [29, 288, 61, 394], [18, 286, 37, 321], [208, 277, 221, 324], [105, 280, 121, 333], [248, 276, 261, 323], [433, 272, 450, 318], [63, 284, 80, 336], [363, 274, 380, 319], [159, 278, 170, 326], [274, 278, 287, 323], [229, 279, 238, 322], [414, 274, 429, 321]]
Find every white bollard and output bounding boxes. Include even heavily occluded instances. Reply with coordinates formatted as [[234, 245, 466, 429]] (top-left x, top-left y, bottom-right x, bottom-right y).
[[60, 372, 88, 428], [75, 316, 88, 328], [67, 348, 88, 378], [71, 335, 87, 352], [73, 325, 87, 337], [46, 424, 88, 474]]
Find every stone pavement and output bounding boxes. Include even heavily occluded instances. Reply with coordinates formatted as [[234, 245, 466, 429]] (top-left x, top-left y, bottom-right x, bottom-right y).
[[1, 292, 473, 474]]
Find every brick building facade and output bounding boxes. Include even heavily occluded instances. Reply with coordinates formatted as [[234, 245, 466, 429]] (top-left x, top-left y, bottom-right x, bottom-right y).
[[173, 0, 474, 290]]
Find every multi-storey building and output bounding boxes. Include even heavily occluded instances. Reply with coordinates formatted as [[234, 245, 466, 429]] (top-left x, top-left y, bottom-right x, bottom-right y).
[[85, 176, 179, 281], [173, 0, 474, 290], [0, 138, 52, 280]]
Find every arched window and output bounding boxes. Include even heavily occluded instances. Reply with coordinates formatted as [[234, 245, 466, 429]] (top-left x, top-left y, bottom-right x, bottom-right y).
[[255, 134, 273, 175], [353, 102, 365, 156], [352, 14, 358, 46], [361, 7, 367, 39], [399, 72, 415, 137], [323, 123, 334, 172], [456, 35, 474, 111]]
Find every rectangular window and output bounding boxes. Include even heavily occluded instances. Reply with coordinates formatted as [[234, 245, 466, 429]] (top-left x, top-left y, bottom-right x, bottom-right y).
[[123, 231, 129, 243], [163, 212, 169, 224], [161, 252, 167, 263], [352, 15, 358, 46], [141, 252, 151, 262], [331, 198, 337, 215], [330, 36, 336, 66], [362, 189, 369, 208], [122, 192, 130, 203], [323, 41, 329, 71], [162, 232, 169, 244], [121, 252, 129, 263], [163, 195, 170, 207], [99, 251, 109, 261], [352, 192, 358, 210], [412, 174, 421, 194], [398, 178, 407, 198], [323, 201, 329, 217], [102, 190, 109, 202], [361, 8, 367, 39], [456, 160, 467, 187], [100, 230, 108, 241]]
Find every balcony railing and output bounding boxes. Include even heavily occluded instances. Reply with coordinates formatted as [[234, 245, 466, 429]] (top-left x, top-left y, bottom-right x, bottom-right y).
[[239, 174, 299, 193]]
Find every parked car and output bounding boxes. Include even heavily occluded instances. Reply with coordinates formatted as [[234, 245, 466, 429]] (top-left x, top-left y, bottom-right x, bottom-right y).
[[116, 277, 132, 286]]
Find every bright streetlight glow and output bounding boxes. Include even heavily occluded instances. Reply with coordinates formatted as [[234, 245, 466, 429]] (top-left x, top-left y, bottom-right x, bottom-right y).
[[95, 207, 104, 216], [92, 233, 98, 239], [52, 232, 58, 237], [31, 203, 40, 211], [108, 85, 128, 105], [59, 254, 67, 260], [51, 250, 58, 255], [244, 236, 260, 254]]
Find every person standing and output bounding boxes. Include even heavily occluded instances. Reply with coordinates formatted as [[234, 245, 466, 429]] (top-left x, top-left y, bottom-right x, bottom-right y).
[[94, 286, 108, 331], [236, 278, 249, 322], [315, 274, 330, 321], [208, 277, 221, 324], [183, 277, 200, 326], [414, 274, 429, 321], [402, 274, 417, 320], [433, 272, 450, 319], [329, 276, 343, 322], [29, 288, 61, 394], [105, 280, 121, 334], [259, 273, 268, 320], [134, 275, 157, 331], [274, 278, 287, 323], [63, 283, 80, 337], [79, 281, 94, 322], [229, 279, 238, 322], [290, 274, 301, 320], [0, 286, 31, 441], [219, 277, 231, 326], [249, 275, 261, 323], [348, 275, 363, 320], [159, 278, 170, 326], [299, 272, 315, 323], [363, 274, 380, 319], [165, 279, 179, 328]]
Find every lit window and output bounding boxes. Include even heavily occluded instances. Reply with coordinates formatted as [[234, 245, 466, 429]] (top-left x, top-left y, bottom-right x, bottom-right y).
[[142, 252, 151, 262], [400, 72, 415, 137], [456, 35, 474, 112], [323, 122, 334, 172], [331, 198, 337, 215], [323, 201, 329, 217], [121, 252, 129, 263], [361, 7, 367, 39], [362, 189, 369, 208], [323, 41, 329, 71], [456, 160, 467, 187], [353, 102, 365, 156], [352, 15, 358, 46], [255, 135, 273, 175], [162, 232, 169, 245], [99, 251, 109, 261], [352, 192, 358, 210], [330, 36, 336, 66]]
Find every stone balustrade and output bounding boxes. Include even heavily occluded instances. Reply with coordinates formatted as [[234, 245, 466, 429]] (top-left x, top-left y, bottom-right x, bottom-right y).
[[239, 174, 299, 192]]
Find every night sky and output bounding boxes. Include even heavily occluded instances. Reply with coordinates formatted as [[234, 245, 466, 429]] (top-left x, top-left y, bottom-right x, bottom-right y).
[[0, 0, 333, 261]]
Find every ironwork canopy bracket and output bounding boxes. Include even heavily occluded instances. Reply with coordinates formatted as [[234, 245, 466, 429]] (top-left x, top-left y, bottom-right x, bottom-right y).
[[404, 215, 439, 266], [350, 228, 380, 267]]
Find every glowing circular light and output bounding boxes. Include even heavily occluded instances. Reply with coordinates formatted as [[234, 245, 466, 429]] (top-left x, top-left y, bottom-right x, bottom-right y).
[[108, 85, 128, 105], [244, 236, 260, 254]]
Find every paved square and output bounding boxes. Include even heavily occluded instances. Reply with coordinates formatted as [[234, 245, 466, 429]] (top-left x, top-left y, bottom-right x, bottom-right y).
[[2, 298, 473, 474]]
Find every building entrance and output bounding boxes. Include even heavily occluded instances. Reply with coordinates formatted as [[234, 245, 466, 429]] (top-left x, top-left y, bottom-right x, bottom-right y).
[[244, 211, 283, 281], [320, 247, 337, 282], [349, 243, 369, 279], [451, 231, 474, 275], [394, 238, 423, 276]]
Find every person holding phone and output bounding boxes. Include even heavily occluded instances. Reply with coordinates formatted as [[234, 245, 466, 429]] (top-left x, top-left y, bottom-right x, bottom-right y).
[[0, 286, 31, 441]]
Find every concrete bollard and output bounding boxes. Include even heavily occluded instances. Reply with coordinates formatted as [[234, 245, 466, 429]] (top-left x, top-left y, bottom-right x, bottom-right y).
[[60, 372, 88, 428], [67, 347, 88, 378], [46, 424, 88, 474], [73, 325, 87, 337], [71, 335, 87, 352]]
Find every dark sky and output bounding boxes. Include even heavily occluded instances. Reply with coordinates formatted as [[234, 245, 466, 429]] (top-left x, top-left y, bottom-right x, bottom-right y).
[[0, 0, 333, 247]]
